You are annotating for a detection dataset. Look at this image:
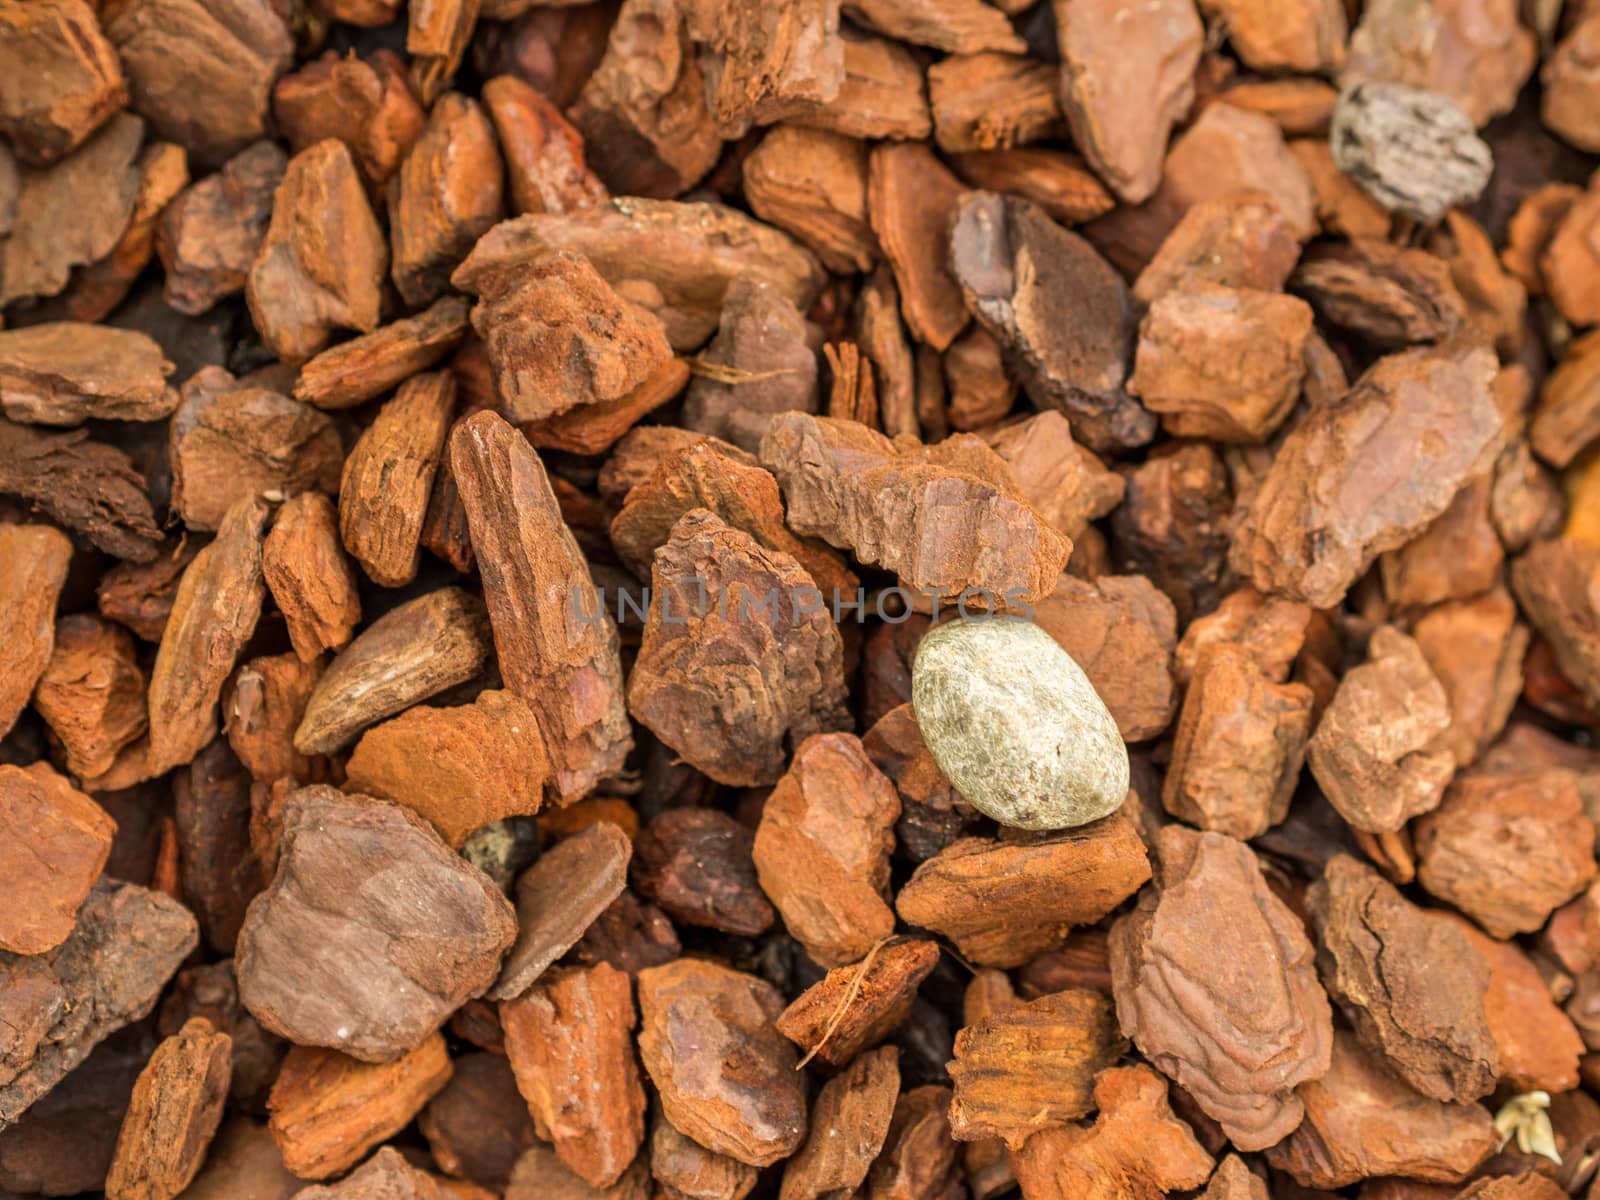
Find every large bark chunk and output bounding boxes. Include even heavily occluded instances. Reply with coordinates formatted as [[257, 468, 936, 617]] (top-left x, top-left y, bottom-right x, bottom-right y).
[[779, 1047, 897, 1200], [235, 788, 517, 1062], [0, 0, 126, 166], [0, 325, 177, 427], [0, 881, 198, 1131], [636, 959, 807, 1168], [1230, 343, 1502, 608], [483, 75, 607, 217], [451, 410, 632, 802], [895, 818, 1149, 968], [1108, 825, 1333, 1151], [0, 524, 72, 738], [0, 765, 116, 955], [104, 1017, 231, 1200], [743, 126, 875, 275], [628, 510, 850, 788]]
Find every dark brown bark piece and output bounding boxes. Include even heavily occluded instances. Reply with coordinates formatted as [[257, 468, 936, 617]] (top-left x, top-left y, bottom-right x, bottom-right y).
[[271, 49, 424, 188], [266, 1035, 453, 1178], [867, 1083, 963, 1200], [632, 808, 773, 936], [569, 891, 680, 979], [146, 496, 269, 777], [0, 419, 162, 562], [104, 1017, 231, 1200], [627, 511, 850, 789], [0, 524, 72, 738], [1108, 825, 1333, 1151], [158, 141, 287, 316], [173, 740, 266, 954], [501, 963, 645, 1188], [491, 821, 632, 1000], [235, 788, 517, 1062], [895, 818, 1150, 968], [636, 958, 808, 1168], [780, 1046, 898, 1200], [0, 764, 116, 955], [0, 324, 177, 427], [1308, 855, 1498, 1103], [483, 75, 607, 217], [949, 191, 1154, 453], [417, 1051, 535, 1189], [263, 491, 362, 664], [451, 410, 633, 802], [0, 0, 126, 166], [292, 587, 489, 755], [505, 1142, 650, 1200], [0, 880, 198, 1131], [775, 938, 941, 1069], [867, 143, 968, 351]]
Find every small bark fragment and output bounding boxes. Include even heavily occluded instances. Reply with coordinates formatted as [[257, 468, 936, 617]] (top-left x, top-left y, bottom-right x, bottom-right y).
[[1379, 473, 1502, 609], [1290, 240, 1467, 349], [569, 892, 680, 980], [980, 412, 1122, 542], [146, 496, 269, 778], [293, 296, 470, 412], [271, 50, 424, 189], [949, 148, 1115, 227], [1109, 825, 1333, 1151], [0, 0, 126, 166], [172, 743, 263, 954], [632, 808, 773, 936], [389, 94, 504, 307], [407, 0, 480, 105], [262, 492, 362, 665], [266, 1036, 453, 1179], [775, 938, 941, 1068], [927, 52, 1063, 154], [1511, 538, 1600, 710], [0, 524, 72, 737], [1543, 12, 1600, 154], [752, 733, 898, 966], [0, 764, 116, 955], [97, 539, 202, 642], [0, 325, 177, 427], [862, 703, 971, 861], [1198, 0, 1345, 73], [683, 0, 845, 138], [417, 1052, 535, 1189], [896, 818, 1150, 968], [1412, 589, 1526, 769], [451, 410, 633, 801], [787, 28, 931, 141], [524, 358, 690, 456], [843, 0, 1023, 53], [293, 1147, 449, 1200], [628, 511, 850, 789], [158, 141, 287, 316], [867, 1083, 963, 1200], [235, 788, 517, 1062], [505, 1142, 649, 1200], [104, 1018, 231, 1200], [343, 689, 550, 849], [651, 1116, 757, 1200], [744, 126, 876, 275], [339, 372, 456, 588], [225, 654, 318, 786], [32, 615, 147, 780], [636, 959, 808, 1168], [483, 75, 607, 217], [501, 963, 646, 1188], [867, 143, 968, 351], [780, 1046, 898, 1200], [1309, 855, 1498, 1103], [245, 139, 388, 363]]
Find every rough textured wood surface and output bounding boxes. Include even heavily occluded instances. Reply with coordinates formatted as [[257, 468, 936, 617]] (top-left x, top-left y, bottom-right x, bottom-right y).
[[0, 524, 72, 738], [104, 1017, 231, 1200], [0, 764, 117, 955], [0, 324, 177, 427], [262, 492, 362, 664]]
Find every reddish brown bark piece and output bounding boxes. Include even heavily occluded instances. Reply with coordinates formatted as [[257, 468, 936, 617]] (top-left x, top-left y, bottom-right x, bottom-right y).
[[0, 325, 177, 427], [266, 1035, 453, 1179], [1309, 855, 1498, 1103], [949, 148, 1115, 228], [339, 372, 455, 588], [775, 938, 941, 1068], [344, 689, 549, 849], [1412, 589, 1526, 769], [235, 788, 517, 1062], [169, 374, 342, 532], [0, 764, 116, 955], [523, 358, 690, 457], [1172, 588, 1310, 688], [97, 539, 202, 643], [1133, 192, 1301, 305], [483, 75, 606, 217], [33, 615, 147, 780], [501, 963, 645, 1188], [175, 1117, 299, 1200], [0, 880, 198, 1131], [293, 296, 470, 412], [685, 0, 844, 138], [0, 0, 125, 166], [1128, 283, 1311, 444], [980, 411, 1122, 542], [896, 817, 1149, 968], [862, 702, 970, 862], [867, 1083, 963, 1200], [452, 200, 825, 352], [491, 821, 632, 1000], [1307, 626, 1454, 834], [417, 1052, 536, 1189], [1379, 473, 1503, 610], [1109, 825, 1333, 1151], [1053, 0, 1202, 203], [567, 0, 720, 198], [1264, 1031, 1495, 1189], [505, 1142, 650, 1200], [636, 958, 808, 1168], [780, 1046, 898, 1200], [1530, 335, 1600, 470], [651, 1116, 758, 1200], [1414, 771, 1597, 939], [752, 733, 898, 966], [0, 111, 143, 307], [104, 1017, 231, 1200], [0, 419, 161, 562], [867, 143, 967, 351], [246, 139, 387, 363], [293, 1147, 449, 1200], [948, 990, 1124, 1147], [1230, 343, 1502, 608], [293, 587, 490, 756], [406, 0, 478, 104], [760, 412, 1069, 607], [1291, 240, 1467, 348], [389, 94, 503, 307], [451, 410, 632, 801], [1540, 181, 1600, 330], [158, 141, 287, 316], [1009, 1065, 1214, 1200], [262, 492, 362, 665], [1543, 12, 1600, 154], [928, 52, 1062, 155], [172, 745, 270, 954], [632, 808, 773, 936], [146, 496, 270, 777], [569, 891, 680, 980], [271, 50, 423, 188], [1161, 643, 1314, 841], [1511, 538, 1600, 710], [1033, 573, 1177, 742], [844, 0, 1022, 54], [105, 0, 291, 166], [788, 27, 932, 140], [948, 192, 1153, 452], [627, 511, 850, 789], [459, 250, 672, 424], [744, 126, 876, 275], [0, 523, 71, 738], [1201, 0, 1344, 72]]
